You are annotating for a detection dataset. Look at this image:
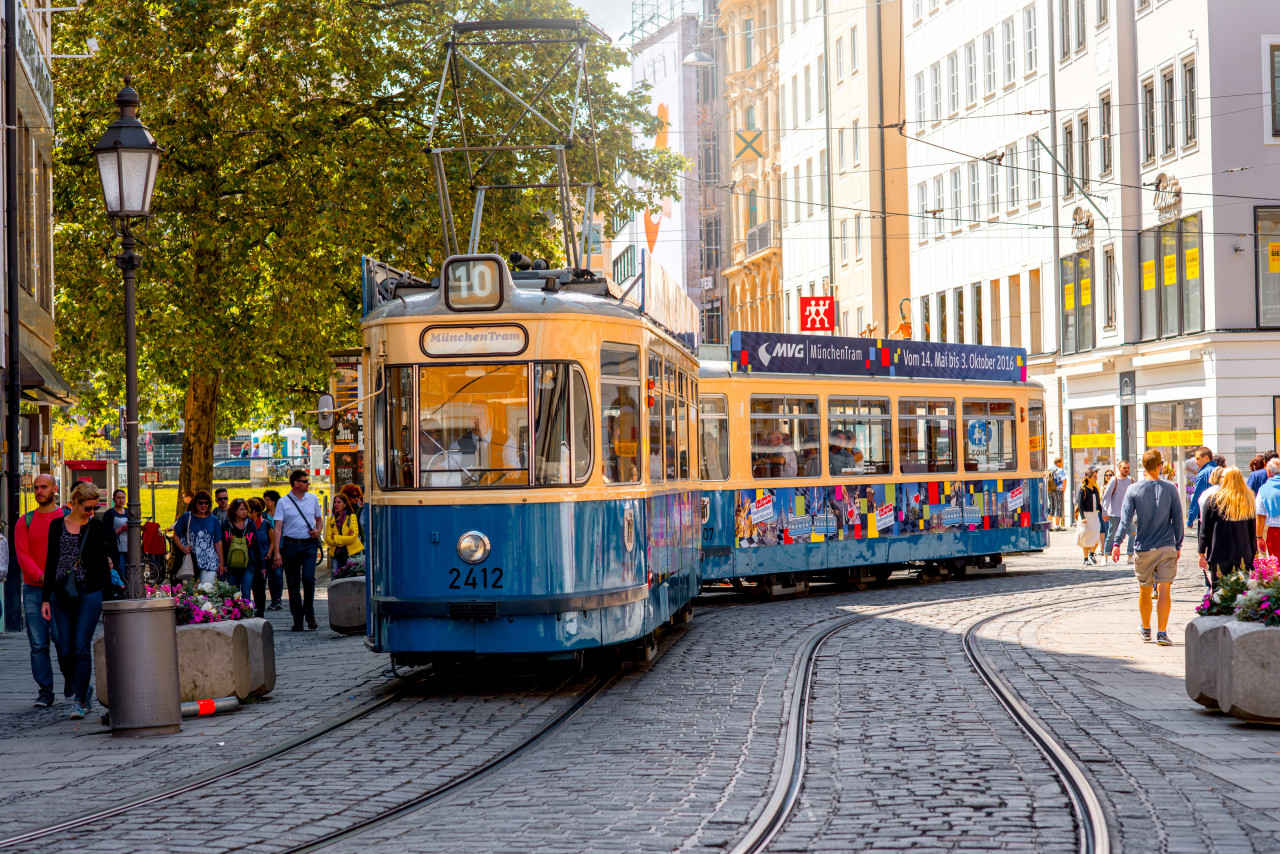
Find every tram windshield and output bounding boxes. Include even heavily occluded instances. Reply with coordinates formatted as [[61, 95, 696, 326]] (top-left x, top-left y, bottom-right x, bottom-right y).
[[417, 364, 531, 487]]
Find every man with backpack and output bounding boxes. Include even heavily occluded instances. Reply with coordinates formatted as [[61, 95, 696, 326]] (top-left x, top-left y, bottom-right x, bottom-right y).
[[1047, 458, 1067, 531], [15, 474, 70, 707]]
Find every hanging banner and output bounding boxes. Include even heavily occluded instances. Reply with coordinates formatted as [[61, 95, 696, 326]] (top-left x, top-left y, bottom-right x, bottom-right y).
[[730, 330, 1027, 383]]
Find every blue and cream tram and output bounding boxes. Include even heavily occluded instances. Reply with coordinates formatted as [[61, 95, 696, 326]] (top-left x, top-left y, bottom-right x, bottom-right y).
[[698, 331, 1049, 589], [360, 254, 702, 664]]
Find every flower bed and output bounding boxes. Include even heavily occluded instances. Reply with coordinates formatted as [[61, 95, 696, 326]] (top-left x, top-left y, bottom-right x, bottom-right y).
[[1195, 554, 1280, 623], [331, 552, 366, 581], [147, 580, 256, 625], [1187, 555, 1280, 722]]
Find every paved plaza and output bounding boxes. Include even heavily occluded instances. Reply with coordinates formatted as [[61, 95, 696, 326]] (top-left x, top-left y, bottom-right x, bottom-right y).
[[0, 536, 1277, 853]]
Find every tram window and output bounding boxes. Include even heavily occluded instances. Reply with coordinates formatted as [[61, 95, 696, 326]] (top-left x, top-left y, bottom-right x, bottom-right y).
[[382, 367, 416, 489], [417, 364, 530, 488], [750, 395, 821, 479], [898, 398, 957, 474], [1028, 399, 1046, 471], [665, 360, 676, 391], [664, 395, 678, 480], [699, 395, 730, 481], [963, 399, 1017, 473], [533, 363, 571, 485], [571, 366, 593, 483], [601, 344, 641, 484], [677, 396, 690, 479], [648, 353, 664, 483], [827, 397, 893, 476]]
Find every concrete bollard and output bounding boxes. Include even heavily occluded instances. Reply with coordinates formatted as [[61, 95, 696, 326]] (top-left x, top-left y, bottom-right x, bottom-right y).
[[1218, 621, 1280, 724], [175, 621, 251, 703], [327, 577, 367, 635], [241, 618, 276, 697], [1184, 615, 1236, 710]]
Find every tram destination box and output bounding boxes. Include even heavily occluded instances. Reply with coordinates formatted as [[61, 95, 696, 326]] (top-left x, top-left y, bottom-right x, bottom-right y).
[[729, 331, 1027, 383]]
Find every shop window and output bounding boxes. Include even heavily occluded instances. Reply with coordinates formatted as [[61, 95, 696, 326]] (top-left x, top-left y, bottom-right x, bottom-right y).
[[964, 400, 1017, 472], [828, 397, 892, 475], [1256, 208, 1280, 327], [699, 396, 729, 481], [601, 344, 641, 484], [1070, 407, 1116, 489], [750, 396, 820, 479], [1139, 214, 1203, 340], [1145, 400, 1203, 500], [1028, 400, 1046, 471], [899, 398, 957, 474]]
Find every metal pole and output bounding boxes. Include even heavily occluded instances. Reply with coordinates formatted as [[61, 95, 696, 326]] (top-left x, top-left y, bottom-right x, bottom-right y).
[[118, 223, 143, 599], [3, 0, 22, 632]]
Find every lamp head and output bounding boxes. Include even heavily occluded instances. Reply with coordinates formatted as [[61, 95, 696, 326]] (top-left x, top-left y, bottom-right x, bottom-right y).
[[92, 75, 162, 218]]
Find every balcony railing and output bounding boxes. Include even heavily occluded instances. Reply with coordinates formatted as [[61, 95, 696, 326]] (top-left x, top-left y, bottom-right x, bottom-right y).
[[745, 220, 780, 257]]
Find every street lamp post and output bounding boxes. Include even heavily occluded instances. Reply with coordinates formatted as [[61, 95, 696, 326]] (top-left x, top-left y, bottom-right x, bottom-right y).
[[93, 77, 179, 737], [92, 76, 160, 598]]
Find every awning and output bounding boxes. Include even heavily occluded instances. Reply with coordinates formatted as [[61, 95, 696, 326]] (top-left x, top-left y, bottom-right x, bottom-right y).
[[18, 343, 74, 404]]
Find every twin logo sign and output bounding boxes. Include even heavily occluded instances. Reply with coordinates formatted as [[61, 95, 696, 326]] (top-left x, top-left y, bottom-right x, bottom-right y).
[[799, 297, 835, 333]]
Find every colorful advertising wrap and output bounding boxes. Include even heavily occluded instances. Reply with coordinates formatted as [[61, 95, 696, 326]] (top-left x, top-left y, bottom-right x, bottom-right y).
[[733, 478, 1032, 548], [729, 330, 1028, 383]]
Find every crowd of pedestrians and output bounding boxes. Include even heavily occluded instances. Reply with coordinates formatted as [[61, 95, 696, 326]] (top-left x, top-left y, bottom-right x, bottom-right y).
[[15, 469, 365, 718]]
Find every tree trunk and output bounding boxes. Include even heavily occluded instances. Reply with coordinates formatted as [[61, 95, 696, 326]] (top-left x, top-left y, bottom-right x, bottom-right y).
[[176, 370, 220, 519]]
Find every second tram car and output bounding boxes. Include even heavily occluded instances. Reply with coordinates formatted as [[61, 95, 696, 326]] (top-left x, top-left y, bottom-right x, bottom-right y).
[[698, 330, 1049, 589], [361, 254, 702, 664]]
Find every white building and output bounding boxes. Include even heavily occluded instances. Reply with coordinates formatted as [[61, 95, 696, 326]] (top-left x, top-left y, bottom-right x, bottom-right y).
[[1053, 0, 1280, 506], [778, 0, 833, 332], [902, 0, 1058, 442]]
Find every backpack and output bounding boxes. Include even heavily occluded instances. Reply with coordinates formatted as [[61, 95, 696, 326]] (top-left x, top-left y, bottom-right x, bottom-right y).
[[226, 525, 251, 571]]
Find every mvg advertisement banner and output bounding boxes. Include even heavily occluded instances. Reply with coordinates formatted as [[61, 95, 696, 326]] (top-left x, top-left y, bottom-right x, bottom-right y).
[[729, 330, 1027, 383]]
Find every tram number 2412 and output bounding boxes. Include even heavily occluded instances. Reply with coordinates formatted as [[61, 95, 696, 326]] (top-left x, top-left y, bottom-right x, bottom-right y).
[[447, 567, 505, 590]]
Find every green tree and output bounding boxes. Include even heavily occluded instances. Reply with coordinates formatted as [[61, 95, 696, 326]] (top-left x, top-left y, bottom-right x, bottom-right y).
[[53, 0, 684, 515]]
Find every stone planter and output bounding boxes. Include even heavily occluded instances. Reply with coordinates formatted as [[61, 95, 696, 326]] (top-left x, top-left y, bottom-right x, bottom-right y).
[[1185, 615, 1235, 709], [1185, 615, 1280, 723], [95, 618, 276, 705], [328, 576, 367, 635]]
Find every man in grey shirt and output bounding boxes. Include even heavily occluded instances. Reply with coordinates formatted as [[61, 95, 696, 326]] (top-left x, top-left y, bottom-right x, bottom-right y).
[[1101, 460, 1135, 562], [1111, 449, 1183, 646]]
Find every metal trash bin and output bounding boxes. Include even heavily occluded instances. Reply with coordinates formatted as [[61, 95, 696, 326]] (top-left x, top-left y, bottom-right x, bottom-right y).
[[102, 597, 182, 737]]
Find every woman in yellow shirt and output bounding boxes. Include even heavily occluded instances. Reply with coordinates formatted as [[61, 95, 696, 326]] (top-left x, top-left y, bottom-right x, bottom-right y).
[[325, 494, 364, 578]]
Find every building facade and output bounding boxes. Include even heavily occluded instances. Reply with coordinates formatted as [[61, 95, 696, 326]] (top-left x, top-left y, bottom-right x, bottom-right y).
[[718, 0, 784, 332], [825, 0, 909, 339], [903, 0, 1059, 454], [2, 4, 68, 631], [1054, 0, 1280, 507]]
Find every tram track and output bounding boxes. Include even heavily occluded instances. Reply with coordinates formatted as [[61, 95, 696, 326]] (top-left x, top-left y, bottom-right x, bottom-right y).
[[0, 664, 613, 853], [727, 585, 1128, 854], [0, 669, 431, 850]]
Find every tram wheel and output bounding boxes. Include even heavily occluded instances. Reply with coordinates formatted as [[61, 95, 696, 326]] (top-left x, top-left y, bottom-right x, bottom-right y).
[[949, 561, 968, 581], [757, 575, 777, 601], [730, 578, 746, 592], [675, 605, 694, 625]]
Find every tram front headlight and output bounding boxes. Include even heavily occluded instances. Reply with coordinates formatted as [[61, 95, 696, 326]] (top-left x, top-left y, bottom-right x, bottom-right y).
[[456, 531, 490, 565]]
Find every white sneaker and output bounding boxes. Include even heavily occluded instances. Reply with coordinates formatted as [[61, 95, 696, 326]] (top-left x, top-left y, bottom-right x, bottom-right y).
[[1126, 555, 1134, 565]]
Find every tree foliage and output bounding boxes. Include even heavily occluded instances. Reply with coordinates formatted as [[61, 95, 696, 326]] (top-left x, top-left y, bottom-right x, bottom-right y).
[[52, 0, 684, 509]]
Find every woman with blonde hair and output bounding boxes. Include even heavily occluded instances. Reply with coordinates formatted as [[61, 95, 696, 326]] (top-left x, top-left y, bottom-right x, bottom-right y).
[[1199, 467, 1257, 590], [40, 482, 115, 719]]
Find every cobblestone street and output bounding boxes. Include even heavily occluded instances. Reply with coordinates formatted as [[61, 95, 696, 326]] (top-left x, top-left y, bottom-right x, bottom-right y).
[[1, 534, 1278, 853]]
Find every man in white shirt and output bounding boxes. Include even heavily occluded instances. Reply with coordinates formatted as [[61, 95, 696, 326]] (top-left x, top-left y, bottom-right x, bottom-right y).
[[272, 469, 323, 631]]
